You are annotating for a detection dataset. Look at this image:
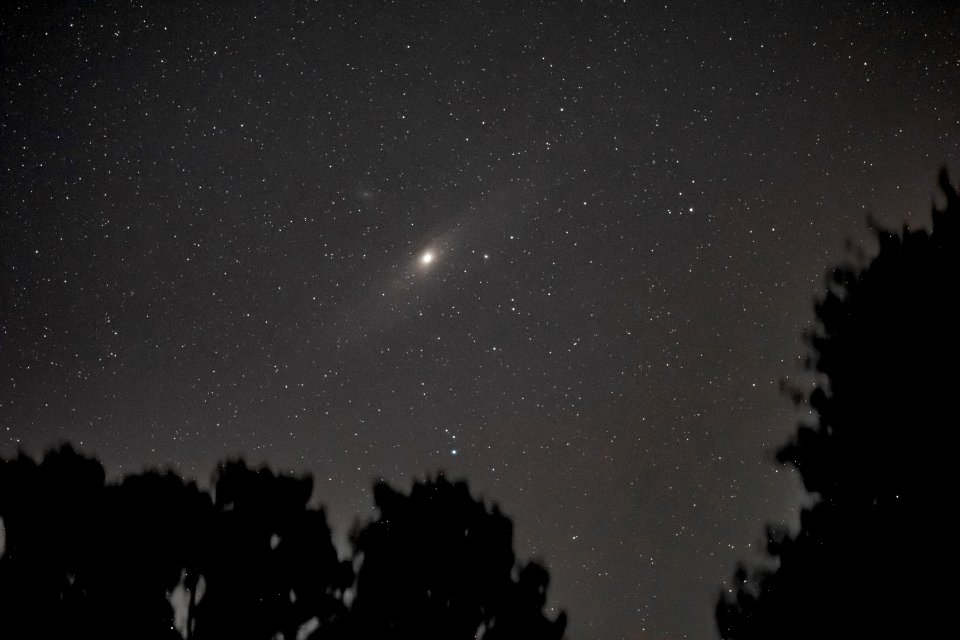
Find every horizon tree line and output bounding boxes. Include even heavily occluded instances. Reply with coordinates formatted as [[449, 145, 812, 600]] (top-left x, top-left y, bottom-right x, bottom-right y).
[[0, 445, 566, 640], [2, 168, 956, 638]]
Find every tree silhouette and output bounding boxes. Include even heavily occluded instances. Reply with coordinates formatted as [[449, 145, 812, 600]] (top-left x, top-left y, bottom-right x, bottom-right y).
[[349, 475, 567, 640], [0, 445, 109, 638], [0, 448, 348, 640], [716, 169, 959, 639], [95, 469, 209, 640], [1, 449, 568, 639], [190, 460, 351, 640]]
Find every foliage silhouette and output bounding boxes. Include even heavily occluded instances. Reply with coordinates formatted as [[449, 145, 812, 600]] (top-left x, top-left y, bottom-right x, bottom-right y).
[[350, 475, 567, 640], [0, 449, 567, 639], [99, 469, 209, 640], [0, 446, 112, 637], [190, 460, 350, 640], [716, 169, 959, 639]]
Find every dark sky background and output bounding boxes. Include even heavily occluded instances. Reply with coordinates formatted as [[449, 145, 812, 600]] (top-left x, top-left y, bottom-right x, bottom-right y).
[[1, 2, 957, 638]]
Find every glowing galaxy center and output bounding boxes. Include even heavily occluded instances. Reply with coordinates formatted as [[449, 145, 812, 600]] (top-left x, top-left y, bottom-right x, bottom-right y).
[[420, 251, 434, 265]]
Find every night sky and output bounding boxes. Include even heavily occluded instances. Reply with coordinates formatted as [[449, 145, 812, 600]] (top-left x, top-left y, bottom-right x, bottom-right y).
[[2, 2, 958, 638]]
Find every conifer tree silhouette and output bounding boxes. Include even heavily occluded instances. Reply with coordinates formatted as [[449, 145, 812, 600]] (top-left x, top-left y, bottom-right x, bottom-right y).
[[716, 169, 959, 639]]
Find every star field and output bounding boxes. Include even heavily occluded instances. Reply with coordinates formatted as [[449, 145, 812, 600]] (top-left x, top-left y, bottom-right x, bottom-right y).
[[2, 2, 958, 638]]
